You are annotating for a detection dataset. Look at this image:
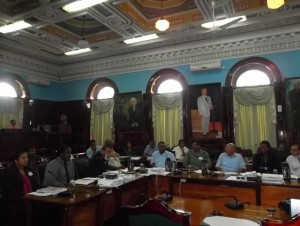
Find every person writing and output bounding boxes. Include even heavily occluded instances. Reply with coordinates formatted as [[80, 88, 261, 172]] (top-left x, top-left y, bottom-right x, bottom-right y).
[[1, 149, 38, 226], [197, 88, 213, 136], [42, 144, 76, 187], [215, 143, 246, 173], [286, 144, 300, 177], [88, 145, 111, 177]]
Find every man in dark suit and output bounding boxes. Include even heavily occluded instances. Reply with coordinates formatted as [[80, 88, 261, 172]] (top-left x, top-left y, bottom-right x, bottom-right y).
[[253, 140, 281, 173]]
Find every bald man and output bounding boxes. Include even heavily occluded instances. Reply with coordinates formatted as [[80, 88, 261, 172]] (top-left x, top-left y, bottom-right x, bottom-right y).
[[215, 143, 246, 173]]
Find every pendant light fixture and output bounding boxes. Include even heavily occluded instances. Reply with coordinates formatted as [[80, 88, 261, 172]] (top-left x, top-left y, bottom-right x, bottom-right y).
[[65, 15, 91, 56], [267, 0, 285, 9], [155, 0, 169, 31]]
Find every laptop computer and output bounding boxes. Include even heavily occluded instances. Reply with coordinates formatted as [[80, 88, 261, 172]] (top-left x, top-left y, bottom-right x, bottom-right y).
[[290, 198, 300, 218]]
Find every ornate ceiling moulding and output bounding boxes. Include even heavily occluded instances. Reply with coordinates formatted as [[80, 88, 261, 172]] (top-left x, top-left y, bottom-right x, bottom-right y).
[[59, 29, 300, 81]]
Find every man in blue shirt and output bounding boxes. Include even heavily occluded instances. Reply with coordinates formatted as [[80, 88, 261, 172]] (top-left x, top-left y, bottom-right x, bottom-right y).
[[215, 143, 246, 173], [143, 140, 158, 157], [151, 141, 176, 168]]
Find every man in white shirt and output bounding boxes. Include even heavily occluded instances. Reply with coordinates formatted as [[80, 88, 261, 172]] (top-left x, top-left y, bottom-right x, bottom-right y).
[[86, 140, 102, 159], [197, 88, 213, 136], [172, 139, 189, 160], [286, 144, 300, 177]]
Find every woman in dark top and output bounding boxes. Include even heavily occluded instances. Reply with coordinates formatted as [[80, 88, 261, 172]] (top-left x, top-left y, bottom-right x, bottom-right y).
[[253, 140, 282, 174], [1, 149, 38, 226], [124, 141, 133, 156]]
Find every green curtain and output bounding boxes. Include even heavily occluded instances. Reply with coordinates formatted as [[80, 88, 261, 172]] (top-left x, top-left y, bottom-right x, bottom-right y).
[[234, 86, 276, 153], [0, 98, 23, 129], [152, 93, 183, 148], [90, 99, 114, 145], [154, 107, 181, 148]]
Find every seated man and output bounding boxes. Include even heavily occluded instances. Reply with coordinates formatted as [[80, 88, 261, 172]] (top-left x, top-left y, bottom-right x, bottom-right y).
[[151, 141, 176, 168], [286, 144, 300, 177], [86, 139, 102, 159], [215, 143, 246, 173], [88, 145, 110, 177], [253, 140, 281, 173], [143, 140, 158, 157], [42, 144, 76, 187], [172, 139, 189, 160], [104, 139, 122, 169], [182, 140, 211, 170]]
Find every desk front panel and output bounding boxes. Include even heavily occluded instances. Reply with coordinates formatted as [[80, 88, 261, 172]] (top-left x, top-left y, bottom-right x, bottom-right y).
[[172, 182, 257, 205], [169, 197, 289, 226], [261, 184, 300, 207]]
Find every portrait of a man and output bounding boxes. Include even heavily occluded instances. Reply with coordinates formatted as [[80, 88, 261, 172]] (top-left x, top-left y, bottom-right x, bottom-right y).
[[189, 83, 222, 139]]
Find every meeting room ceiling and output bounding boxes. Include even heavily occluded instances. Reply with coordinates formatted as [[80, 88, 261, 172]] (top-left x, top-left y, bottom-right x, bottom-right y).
[[0, 0, 300, 67]]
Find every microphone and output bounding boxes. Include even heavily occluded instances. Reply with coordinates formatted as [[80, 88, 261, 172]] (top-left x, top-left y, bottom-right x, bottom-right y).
[[202, 195, 244, 209]]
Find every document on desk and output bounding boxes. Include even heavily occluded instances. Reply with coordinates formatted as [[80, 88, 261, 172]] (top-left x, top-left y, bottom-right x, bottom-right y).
[[75, 178, 98, 185], [29, 187, 67, 196], [201, 216, 260, 226]]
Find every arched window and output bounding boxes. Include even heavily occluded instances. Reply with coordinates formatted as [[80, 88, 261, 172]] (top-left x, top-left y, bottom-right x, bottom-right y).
[[226, 57, 282, 154], [147, 68, 187, 148], [226, 57, 282, 87], [157, 79, 183, 94], [0, 82, 17, 97], [147, 68, 187, 94], [0, 74, 30, 129], [87, 78, 118, 145], [87, 78, 118, 101]]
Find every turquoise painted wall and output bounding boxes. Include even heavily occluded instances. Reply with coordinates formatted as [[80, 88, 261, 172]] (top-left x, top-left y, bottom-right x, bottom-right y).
[[14, 49, 300, 101]]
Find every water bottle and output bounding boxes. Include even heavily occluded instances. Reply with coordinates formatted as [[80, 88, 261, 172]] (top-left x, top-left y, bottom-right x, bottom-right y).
[[202, 160, 208, 175], [171, 161, 176, 172], [128, 158, 134, 172], [282, 162, 291, 180], [68, 180, 76, 198], [165, 158, 171, 172]]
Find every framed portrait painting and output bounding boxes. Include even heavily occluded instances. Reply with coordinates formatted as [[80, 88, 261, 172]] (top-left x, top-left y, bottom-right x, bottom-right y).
[[189, 83, 223, 139], [284, 78, 300, 131], [114, 91, 145, 132]]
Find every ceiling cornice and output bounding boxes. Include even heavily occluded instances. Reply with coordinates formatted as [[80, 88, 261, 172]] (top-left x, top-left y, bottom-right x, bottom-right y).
[[1, 24, 300, 82]]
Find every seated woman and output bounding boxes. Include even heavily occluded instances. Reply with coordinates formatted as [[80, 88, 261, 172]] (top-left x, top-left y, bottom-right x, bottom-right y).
[[1, 149, 38, 226], [253, 140, 281, 174]]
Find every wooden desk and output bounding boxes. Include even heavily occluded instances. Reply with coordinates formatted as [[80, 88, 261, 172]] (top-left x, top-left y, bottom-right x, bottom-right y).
[[261, 180, 300, 207], [169, 197, 290, 226], [25, 176, 151, 226], [25, 186, 104, 226], [153, 172, 260, 205]]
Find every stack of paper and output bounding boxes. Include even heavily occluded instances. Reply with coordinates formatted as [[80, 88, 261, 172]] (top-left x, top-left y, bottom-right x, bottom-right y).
[[261, 173, 284, 184], [97, 178, 125, 188], [29, 187, 67, 196]]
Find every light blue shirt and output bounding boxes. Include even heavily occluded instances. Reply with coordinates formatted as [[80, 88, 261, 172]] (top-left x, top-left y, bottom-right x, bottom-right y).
[[144, 145, 158, 156], [86, 146, 102, 159], [216, 152, 246, 172], [151, 150, 176, 168]]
